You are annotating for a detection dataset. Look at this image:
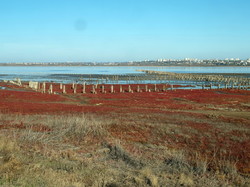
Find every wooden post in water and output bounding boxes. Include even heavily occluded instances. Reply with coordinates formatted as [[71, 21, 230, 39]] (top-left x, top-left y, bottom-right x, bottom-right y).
[[128, 85, 132, 93], [145, 85, 148, 92], [154, 84, 157, 92], [37, 83, 40, 91], [137, 85, 140, 92], [82, 82, 86, 93], [102, 85, 105, 93], [60, 83, 63, 89], [42, 82, 46, 93], [49, 84, 53, 94], [92, 85, 96, 94], [73, 84, 77, 94], [120, 85, 123, 93], [72, 82, 75, 89], [111, 85, 114, 93], [63, 85, 66, 94]]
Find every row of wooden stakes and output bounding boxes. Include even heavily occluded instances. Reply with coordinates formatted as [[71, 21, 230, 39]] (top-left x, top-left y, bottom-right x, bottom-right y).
[[39, 83, 176, 94], [30, 82, 248, 95]]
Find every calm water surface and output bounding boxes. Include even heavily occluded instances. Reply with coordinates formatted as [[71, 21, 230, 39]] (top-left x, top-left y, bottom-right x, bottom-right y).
[[0, 66, 249, 83], [1, 66, 249, 74]]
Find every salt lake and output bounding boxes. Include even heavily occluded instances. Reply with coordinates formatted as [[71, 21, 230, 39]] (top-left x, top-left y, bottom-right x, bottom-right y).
[[0, 66, 249, 84]]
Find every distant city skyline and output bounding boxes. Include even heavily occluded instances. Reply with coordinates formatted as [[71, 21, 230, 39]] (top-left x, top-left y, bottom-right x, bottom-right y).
[[0, 0, 250, 63]]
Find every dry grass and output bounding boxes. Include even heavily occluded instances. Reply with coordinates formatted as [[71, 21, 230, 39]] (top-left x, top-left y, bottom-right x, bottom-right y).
[[0, 113, 250, 186]]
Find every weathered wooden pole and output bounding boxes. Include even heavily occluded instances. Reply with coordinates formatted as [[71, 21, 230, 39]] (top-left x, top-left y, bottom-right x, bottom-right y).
[[111, 85, 114, 93], [60, 83, 63, 89], [120, 85, 123, 93], [92, 85, 96, 94], [154, 84, 157, 92], [137, 85, 140, 92], [63, 85, 66, 94], [82, 82, 86, 93], [16, 78, 22, 86], [42, 82, 46, 93], [128, 85, 132, 93], [102, 85, 105, 93], [49, 84, 53, 94], [73, 84, 77, 94], [37, 82, 40, 91]]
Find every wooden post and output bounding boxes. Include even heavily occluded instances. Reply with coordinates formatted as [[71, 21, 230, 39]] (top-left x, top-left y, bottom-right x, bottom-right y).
[[120, 85, 123, 93], [60, 83, 63, 89], [42, 82, 46, 93], [37, 82, 40, 91], [154, 84, 157, 92], [92, 85, 96, 94], [63, 85, 66, 94], [137, 85, 140, 92], [82, 82, 86, 93], [102, 85, 105, 93], [145, 85, 148, 92], [111, 85, 114, 93], [128, 85, 132, 93], [16, 78, 22, 86], [73, 84, 77, 94], [49, 84, 53, 94]]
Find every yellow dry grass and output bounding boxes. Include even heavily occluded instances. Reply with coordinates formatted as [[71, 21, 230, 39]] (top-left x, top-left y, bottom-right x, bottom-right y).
[[0, 113, 249, 187]]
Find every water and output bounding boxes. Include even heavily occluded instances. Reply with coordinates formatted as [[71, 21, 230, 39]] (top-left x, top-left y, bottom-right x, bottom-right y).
[[1, 66, 250, 75], [0, 66, 249, 84]]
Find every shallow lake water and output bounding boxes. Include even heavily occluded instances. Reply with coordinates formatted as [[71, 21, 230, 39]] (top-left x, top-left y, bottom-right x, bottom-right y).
[[0, 66, 249, 85]]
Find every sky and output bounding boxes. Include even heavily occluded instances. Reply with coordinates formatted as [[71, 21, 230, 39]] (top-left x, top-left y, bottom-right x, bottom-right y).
[[0, 0, 250, 62]]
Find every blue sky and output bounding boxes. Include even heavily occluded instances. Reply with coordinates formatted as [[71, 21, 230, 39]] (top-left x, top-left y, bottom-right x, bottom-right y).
[[0, 0, 249, 62]]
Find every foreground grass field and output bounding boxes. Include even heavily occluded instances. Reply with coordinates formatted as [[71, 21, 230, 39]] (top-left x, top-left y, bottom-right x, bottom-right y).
[[0, 82, 249, 186]]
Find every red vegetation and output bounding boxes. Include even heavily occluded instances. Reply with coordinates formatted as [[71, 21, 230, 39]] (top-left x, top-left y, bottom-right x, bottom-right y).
[[0, 82, 250, 173]]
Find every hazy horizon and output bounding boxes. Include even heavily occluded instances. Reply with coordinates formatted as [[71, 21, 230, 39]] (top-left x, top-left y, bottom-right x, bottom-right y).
[[1, 0, 250, 63]]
